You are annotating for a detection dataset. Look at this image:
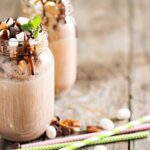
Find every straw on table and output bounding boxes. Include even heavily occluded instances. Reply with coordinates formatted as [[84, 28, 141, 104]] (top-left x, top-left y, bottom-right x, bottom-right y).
[[60, 115, 150, 150], [15, 131, 149, 150], [21, 123, 150, 148]]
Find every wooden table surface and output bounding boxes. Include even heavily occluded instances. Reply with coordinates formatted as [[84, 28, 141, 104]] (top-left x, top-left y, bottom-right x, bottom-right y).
[[1, 0, 150, 149]]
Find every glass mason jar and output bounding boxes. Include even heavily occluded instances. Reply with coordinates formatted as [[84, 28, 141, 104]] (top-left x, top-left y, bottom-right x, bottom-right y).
[[0, 33, 54, 141], [20, 0, 77, 95]]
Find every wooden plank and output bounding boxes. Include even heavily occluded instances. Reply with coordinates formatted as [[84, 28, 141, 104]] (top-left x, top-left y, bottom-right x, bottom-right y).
[[130, 0, 150, 150], [56, 0, 130, 149], [0, 0, 19, 19]]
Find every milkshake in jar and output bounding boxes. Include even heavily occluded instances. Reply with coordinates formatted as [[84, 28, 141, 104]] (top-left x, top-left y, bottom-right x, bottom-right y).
[[0, 16, 54, 141], [20, 0, 77, 95]]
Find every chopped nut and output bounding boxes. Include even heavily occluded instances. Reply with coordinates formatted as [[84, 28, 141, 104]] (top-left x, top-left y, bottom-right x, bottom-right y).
[[62, 126, 72, 136], [51, 116, 60, 126], [0, 23, 8, 30], [60, 119, 81, 133], [86, 126, 103, 133], [55, 126, 63, 137]]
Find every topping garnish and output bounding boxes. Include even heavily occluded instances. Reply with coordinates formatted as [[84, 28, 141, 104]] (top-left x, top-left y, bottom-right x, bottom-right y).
[[21, 15, 41, 38], [0, 16, 46, 77], [0, 16, 43, 41]]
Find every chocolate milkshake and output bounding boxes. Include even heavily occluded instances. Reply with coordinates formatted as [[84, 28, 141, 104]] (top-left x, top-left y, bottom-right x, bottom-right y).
[[20, 0, 77, 95], [0, 17, 54, 141]]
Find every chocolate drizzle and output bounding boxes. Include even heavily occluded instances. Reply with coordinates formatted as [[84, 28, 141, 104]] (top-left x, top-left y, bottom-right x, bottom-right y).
[[24, 40, 35, 75], [40, 0, 49, 24], [27, 47, 34, 75], [39, 0, 68, 26]]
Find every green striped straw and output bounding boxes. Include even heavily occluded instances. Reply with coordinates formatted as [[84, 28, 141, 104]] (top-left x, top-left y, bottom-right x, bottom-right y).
[[60, 115, 150, 150], [15, 132, 149, 150]]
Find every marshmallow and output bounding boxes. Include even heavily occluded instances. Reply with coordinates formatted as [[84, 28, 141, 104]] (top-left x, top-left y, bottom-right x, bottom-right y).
[[8, 38, 19, 47], [94, 145, 107, 150], [16, 32, 25, 41], [4, 18, 14, 27], [17, 17, 29, 25], [100, 118, 114, 130], [117, 108, 131, 120], [46, 126, 57, 139], [33, 1, 43, 14]]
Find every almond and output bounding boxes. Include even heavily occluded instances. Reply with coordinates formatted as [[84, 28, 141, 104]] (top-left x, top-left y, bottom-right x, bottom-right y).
[[86, 126, 103, 133], [60, 119, 81, 132]]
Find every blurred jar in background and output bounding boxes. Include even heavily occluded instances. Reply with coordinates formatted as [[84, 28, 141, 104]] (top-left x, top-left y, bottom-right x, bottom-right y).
[[20, 0, 77, 96]]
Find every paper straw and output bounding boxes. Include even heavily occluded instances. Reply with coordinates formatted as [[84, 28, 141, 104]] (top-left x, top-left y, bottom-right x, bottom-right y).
[[60, 115, 150, 150], [15, 132, 149, 150], [21, 123, 150, 148]]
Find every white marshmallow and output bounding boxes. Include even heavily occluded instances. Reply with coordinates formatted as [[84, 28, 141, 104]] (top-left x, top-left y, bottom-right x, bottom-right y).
[[117, 108, 131, 120], [8, 38, 19, 47], [17, 17, 29, 25], [4, 18, 14, 27], [46, 126, 57, 139], [94, 145, 107, 150], [16, 32, 25, 41], [33, 1, 43, 14], [100, 118, 114, 130]]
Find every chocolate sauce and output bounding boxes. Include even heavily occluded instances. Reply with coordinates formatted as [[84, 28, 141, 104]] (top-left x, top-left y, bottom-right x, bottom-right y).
[[24, 41, 35, 75], [40, 0, 49, 24]]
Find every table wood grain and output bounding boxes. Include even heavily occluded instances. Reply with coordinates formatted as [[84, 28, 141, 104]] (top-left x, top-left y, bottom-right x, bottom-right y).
[[0, 0, 150, 149]]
